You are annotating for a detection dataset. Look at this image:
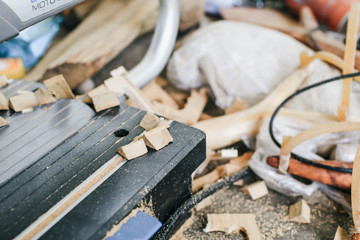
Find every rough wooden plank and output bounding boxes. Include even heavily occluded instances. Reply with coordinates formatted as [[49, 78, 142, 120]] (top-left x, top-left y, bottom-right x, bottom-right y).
[[0, 116, 8, 127], [144, 126, 173, 150], [117, 139, 148, 160], [242, 181, 268, 200], [25, 0, 158, 89], [91, 91, 120, 112], [34, 87, 56, 106], [288, 199, 311, 223], [0, 92, 9, 110], [9, 92, 38, 112], [139, 112, 160, 131], [204, 213, 261, 240], [44, 75, 74, 99]]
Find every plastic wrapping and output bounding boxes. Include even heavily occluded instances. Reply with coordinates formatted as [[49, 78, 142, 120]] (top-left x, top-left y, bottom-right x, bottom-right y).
[[286, 59, 360, 117], [167, 21, 311, 109], [249, 115, 360, 197]]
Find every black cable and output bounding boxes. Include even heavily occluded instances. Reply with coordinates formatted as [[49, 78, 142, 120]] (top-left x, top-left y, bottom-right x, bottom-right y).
[[269, 71, 360, 174], [153, 168, 253, 240]]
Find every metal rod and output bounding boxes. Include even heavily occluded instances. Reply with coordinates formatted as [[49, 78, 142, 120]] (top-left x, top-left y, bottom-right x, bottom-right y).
[[127, 0, 180, 88]]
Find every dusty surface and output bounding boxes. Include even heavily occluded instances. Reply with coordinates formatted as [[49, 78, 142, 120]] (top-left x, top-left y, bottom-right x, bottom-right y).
[[175, 187, 352, 240]]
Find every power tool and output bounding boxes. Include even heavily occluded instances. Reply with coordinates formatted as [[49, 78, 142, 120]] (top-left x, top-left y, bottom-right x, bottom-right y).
[[0, 1, 206, 239], [0, 0, 83, 42]]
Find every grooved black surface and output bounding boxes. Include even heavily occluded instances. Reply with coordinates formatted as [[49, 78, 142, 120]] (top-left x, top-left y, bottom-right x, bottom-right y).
[[0, 80, 206, 240], [0, 80, 95, 186]]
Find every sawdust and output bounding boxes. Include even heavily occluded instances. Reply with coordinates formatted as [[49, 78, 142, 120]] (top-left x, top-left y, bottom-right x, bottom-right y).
[[178, 186, 353, 240], [170, 210, 196, 240], [103, 197, 155, 239]]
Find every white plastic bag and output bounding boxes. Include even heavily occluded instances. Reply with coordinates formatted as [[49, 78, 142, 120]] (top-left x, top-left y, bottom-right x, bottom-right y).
[[167, 21, 311, 108]]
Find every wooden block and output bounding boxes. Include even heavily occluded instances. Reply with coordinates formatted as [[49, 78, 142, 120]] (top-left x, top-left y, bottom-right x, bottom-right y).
[[91, 91, 120, 112], [143, 126, 173, 150], [44, 75, 74, 99], [242, 181, 268, 200], [0, 117, 8, 127], [288, 199, 311, 223], [133, 135, 144, 142], [87, 84, 109, 98], [0, 92, 9, 110], [116, 139, 148, 160], [0, 75, 9, 88], [104, 77, 124, 94], [139, 112, 160, 131], [334, 226, 351, 240], [9, 92, 38, 112], [34, 87, 56, 106], [158, 120, 171, 129], [204, 213, 261, 240]]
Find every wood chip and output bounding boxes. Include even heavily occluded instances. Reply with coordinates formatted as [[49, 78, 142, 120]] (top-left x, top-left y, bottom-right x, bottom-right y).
[[91, 91, 120, 112], [288, 199, 311, 223], [192, 152, 252, 192], [34, 87, 56, 106], [194, 196, 212, 211], [142, 81, 178, 109], [44, 75, 74, 99], [242, 181, 269, 200], [334, 226, 351, 240], [204, 213, 261, 240], [0, 92, 9, 110], [0, 75, 9, 88], [117, 139, 148, 160], [9, 92, 38, 112], [105, 76, 153, 112], [153, 88, 207, 125], [87, 84, 109, 98], [144, 126, 173, 150], [139, 112, 160, 131], [0, 117, 8, 127]]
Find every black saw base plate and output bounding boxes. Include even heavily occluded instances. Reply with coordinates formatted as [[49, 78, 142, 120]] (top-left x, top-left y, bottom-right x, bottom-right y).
[[0, 80, 206, 240]]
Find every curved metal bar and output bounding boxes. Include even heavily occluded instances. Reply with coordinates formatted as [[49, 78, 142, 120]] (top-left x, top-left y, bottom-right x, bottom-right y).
[[127, 0, 180, 88]]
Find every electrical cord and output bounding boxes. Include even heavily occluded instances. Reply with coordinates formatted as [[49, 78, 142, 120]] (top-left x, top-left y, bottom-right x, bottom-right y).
[[153, 168, 253, 240], [269, 71, 360, 174]]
